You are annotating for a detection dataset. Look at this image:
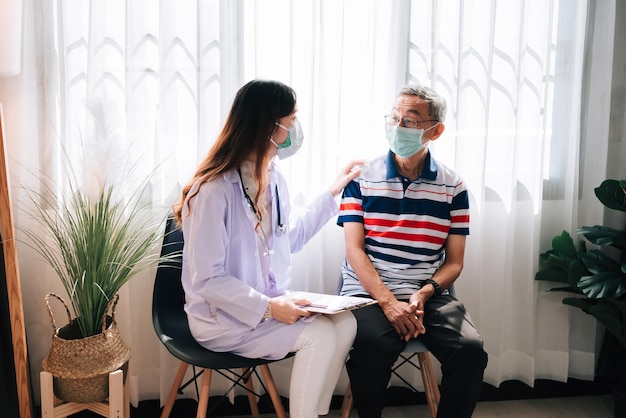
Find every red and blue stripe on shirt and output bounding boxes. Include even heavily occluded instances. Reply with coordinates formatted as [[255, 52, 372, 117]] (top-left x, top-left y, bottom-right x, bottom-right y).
[[337, 151, 469, 299]]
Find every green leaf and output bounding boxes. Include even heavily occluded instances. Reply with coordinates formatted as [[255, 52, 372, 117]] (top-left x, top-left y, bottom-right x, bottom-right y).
[[538, 180, 626, 347], [536, 231, 591, 290], [579, 225, 626, 252], [562, 297, 596, 312], [535, 266, 569, 284], [594, 179, 626, 213], [537, 231, 578, 267], [588, 300, 626, 345], [606, 298, 626, 316], [568, 259, 589, 289], [546, 285, 584, 294], [552, 230, 578, 259], [562, 298, 626, 344], [539, 251, 570, 270], [578, 250, 626, 298]]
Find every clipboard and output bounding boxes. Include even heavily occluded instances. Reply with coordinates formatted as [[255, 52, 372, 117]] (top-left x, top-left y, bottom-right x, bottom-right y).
[[278, 290, 377, 314]]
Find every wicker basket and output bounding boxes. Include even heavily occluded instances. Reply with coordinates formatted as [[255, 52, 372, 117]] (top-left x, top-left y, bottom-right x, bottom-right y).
[[42, 293, 131, 403]]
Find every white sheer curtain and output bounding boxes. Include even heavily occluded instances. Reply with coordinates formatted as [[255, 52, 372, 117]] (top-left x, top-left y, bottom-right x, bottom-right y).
[[402, 0, 595, 389], [11, 0, 618, 407]]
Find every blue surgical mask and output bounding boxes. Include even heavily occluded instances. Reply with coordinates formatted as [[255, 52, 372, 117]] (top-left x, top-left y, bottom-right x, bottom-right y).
[[270, 120, 304, 159], [385, 124, 437, 158]]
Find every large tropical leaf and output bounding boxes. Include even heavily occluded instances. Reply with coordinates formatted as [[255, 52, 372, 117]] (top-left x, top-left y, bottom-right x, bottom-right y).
[[537, 232, 578, 274], [578, 250, 626, 299], [562, 296, 596, 312], [579, 225, 626, 252], [563, 298, 626, 345], [568, 259, 589, 288], [539, 180, 626, 349], [536, 231, 587, 288], [545, 285, 584, 294], [535, 265, 570, 284], [588, 300, 626, 345], [551, 230, 579, 259], [594, 179, 626, 213]]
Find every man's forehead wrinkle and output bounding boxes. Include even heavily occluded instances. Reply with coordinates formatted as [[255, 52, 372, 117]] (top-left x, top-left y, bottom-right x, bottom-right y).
[[392, 105, 423, 118], [394, 96, 430, 117]]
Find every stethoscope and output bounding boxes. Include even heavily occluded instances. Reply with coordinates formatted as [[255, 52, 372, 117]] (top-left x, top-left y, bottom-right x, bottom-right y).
[[238, 169, 286, 256], [275, 193, 286, 236]]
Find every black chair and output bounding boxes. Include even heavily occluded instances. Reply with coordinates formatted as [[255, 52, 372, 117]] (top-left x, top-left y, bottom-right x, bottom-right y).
[[152, 218, 291, 418]]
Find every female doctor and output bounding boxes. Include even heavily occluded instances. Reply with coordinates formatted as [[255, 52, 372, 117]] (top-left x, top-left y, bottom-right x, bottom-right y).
[[173, 79, 362, 418]]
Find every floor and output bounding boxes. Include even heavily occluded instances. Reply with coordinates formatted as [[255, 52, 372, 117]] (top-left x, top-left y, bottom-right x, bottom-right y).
[[330, 394, 615, 417], [65, 377, 619, 418], [220, 394, 615, 418], [68, 392, 618, 418], [122, 381, 619, 418]]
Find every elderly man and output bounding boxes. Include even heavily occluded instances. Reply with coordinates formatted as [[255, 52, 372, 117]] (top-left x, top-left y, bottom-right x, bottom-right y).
[[338, 84, 488, 418]]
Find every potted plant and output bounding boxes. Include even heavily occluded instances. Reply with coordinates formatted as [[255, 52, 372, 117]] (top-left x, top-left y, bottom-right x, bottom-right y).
[[535, 178, 626, 417], [21, 100, 173, 403]]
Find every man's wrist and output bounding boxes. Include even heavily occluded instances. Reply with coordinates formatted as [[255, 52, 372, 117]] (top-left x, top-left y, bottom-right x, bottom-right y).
[[424, 279, 442, 297]]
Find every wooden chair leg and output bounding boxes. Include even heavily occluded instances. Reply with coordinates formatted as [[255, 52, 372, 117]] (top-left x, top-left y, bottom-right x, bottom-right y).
[[340, 383, 353, 418], [258, 364, 287, 418], [161, 362, 189, 418], [340, 353, 439, 418], [196, 369, 212, 418], [417, 352, 440, 418], [242, 367, 260, 418]]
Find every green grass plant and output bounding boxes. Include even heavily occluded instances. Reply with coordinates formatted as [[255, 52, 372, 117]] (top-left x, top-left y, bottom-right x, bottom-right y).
[[22, 165, 171, 338]]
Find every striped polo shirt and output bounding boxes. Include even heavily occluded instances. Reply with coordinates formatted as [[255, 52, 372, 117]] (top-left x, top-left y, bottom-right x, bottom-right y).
[[337, 150, 469, 300]]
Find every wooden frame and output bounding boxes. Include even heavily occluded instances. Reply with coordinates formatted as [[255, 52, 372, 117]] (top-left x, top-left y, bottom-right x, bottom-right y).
[[40, 370, 129, 418], [0, 103, 33, 418]]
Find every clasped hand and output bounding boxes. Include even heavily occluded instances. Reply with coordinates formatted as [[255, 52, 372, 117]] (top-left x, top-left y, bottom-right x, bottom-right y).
[[384, 296, 426, 342]]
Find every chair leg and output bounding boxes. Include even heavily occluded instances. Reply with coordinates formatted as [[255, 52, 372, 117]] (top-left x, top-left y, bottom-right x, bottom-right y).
[[417, 352, 440, 418], [340, 383, 353, 418], [196, 369, 212, 418], [242, 367, 260, 418], [258, 364, 287, 418], [161, 362, 189, 418]]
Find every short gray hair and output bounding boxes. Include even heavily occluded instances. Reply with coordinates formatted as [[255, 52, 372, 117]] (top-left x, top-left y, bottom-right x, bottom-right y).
[[398, 84, 447, 122]]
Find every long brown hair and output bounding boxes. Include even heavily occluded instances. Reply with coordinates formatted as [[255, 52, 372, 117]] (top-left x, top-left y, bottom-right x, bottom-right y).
[[173, 79, 297, 226]]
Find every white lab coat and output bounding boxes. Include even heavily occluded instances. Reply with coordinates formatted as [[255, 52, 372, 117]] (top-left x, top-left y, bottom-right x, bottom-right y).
[[181, 162, 339, 360]]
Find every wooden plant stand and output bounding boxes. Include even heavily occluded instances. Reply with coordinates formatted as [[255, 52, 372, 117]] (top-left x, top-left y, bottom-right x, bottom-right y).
[[40, 370, 129, 418]]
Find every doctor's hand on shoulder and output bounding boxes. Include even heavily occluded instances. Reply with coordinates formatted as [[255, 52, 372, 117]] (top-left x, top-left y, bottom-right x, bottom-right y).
[[329, 159, 366, 197]]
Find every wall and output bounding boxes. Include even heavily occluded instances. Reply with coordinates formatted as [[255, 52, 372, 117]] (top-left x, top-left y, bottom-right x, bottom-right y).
[[607, 0, 626, 180]]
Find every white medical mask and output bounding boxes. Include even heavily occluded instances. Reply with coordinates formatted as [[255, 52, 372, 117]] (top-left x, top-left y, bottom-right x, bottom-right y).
[[385, 124, 437, 158], [271, 120, 304, 159]]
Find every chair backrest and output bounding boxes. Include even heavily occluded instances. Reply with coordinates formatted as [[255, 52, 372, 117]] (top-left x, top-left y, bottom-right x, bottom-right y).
[[152, 217, 186, 343]]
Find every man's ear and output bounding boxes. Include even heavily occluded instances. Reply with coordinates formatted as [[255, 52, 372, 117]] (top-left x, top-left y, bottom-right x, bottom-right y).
[[430, 123, 445, 141]]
